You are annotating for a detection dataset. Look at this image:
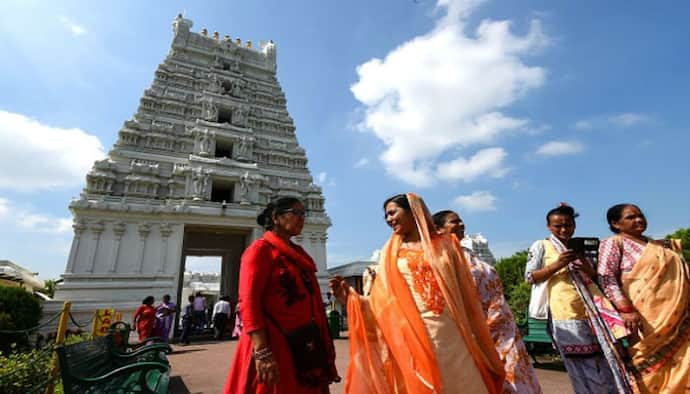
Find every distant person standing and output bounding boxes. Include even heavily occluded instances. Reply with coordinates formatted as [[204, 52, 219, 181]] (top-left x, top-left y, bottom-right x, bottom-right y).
[[231, 301, 243, 339], [213, 296, 232, 340], [155, 294, 176, 342], [133, 296, 157, 342], [193, 292, 207, 330], [179, 295, 195, 345]]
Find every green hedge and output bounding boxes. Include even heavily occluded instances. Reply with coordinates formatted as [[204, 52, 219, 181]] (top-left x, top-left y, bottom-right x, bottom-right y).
[[0, 332, 91, 394], [0, 286, 42, 353]]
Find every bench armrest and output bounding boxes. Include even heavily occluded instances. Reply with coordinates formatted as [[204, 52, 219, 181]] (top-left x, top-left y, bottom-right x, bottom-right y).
[[113, 343, 172, 359], [67, 361, 170, 385]]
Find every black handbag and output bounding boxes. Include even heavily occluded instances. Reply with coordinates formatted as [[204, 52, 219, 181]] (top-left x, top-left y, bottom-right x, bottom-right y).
[[265, 269, 330, 387]]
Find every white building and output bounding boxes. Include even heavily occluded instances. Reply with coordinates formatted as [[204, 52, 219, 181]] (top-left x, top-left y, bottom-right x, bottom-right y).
[[48, 15, 331, 329], [461, 233, 497, 265]]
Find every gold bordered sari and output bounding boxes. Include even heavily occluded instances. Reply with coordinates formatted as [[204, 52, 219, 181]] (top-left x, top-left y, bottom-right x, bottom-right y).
[[621, 239, 690, 393], [345, 193, 504, 393]]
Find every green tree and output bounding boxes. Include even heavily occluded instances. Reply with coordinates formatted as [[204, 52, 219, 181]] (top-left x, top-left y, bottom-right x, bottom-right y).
[[495, 250, 530, 325], [43, 279, 57, 298], [666, 227, 690, 262]]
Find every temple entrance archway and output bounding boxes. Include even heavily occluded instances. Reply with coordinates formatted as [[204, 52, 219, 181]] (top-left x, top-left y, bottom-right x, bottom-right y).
[[175, 226, 250, 334]]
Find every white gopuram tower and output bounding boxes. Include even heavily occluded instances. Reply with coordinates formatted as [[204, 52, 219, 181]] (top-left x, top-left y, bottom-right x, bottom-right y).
[[51, 15, 331, 325]]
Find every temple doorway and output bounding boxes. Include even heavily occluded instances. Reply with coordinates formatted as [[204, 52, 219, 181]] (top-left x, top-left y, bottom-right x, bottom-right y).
[[175, 226, 250, 335]]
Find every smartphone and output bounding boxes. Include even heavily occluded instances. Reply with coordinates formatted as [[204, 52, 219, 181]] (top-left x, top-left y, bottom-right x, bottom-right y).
[[567, 237, 600, 254]]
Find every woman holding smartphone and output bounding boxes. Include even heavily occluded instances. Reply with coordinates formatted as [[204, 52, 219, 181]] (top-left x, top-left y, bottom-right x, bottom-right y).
[[525, 204, 622, 393]]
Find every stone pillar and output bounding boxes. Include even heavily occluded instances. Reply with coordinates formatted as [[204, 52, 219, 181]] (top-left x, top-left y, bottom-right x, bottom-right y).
[[65, 219, 87, 273], [137, 223, 151, 273], [159, 223, 173, 273], [87, 221, 105, 273], [108, 221, 127, 273]]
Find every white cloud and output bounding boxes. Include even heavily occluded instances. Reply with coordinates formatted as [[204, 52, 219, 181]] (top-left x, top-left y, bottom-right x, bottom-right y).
[[0, 110, 105, 191], [350, 0, 548, 187], [0, 197, 72, 234], [59, 16, 87, 36], [453, 191, 497, 212], [608, 112, 650, 127], [536, 140, 584, 156], [573, 112, 651, 131], [0, 198, 9, 217], [573, 120, 592, 130], [354, 158, 370, 168], [315, 171, 336, 187], [436, 147, 508, 182]]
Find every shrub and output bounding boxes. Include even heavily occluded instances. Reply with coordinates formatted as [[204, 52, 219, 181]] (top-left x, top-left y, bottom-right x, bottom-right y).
[[0, 286, 42, 353], [666, 227, 690, 263], [0, 344, 54, 394], [507, 281, 531, 326], [0, 331, 91, 394]]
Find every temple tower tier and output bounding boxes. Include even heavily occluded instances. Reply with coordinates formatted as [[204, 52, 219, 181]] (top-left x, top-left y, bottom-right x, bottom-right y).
[[50, 15, 331, 327]]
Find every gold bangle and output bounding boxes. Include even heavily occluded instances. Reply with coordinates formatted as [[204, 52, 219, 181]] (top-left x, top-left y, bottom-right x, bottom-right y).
[[252, 347, 273, 361]]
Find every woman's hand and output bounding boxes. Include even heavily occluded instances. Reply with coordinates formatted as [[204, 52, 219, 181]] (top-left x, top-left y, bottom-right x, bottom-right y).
[[255, 354, 280, 385], [328, 276, 350, 305], [570, 255, 596, 278], [621, 310, 642, 335], [556, 250, 578, 269]]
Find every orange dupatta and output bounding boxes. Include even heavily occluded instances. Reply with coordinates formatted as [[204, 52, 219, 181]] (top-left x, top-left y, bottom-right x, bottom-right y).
[[345, 193, 504, 393]]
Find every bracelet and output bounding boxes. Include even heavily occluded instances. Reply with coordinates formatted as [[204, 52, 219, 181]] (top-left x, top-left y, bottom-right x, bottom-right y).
[[252, 347, 273, 361], [617, 304, 635, 313]]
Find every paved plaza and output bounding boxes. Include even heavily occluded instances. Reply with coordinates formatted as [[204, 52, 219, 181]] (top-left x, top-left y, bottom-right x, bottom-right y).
[[167, 339, 572, 394]]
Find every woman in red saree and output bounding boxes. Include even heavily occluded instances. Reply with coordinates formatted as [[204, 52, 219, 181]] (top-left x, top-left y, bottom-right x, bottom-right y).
[[598, 204, 690, 393], [224, 197, 339, 394], [132, 296, 157, 341], [330, 193, 505, 393]]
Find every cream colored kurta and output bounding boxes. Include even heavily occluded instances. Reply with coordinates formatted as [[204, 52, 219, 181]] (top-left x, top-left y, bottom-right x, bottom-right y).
[[397, 246, 487, 394]]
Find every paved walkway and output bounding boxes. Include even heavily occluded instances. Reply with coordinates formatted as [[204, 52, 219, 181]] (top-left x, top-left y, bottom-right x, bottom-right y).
[[168, 339, 572, 393]]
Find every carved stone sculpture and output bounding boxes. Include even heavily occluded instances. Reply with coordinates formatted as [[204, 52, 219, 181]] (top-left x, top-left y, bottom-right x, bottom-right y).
[[236, 136, 250, 159], [198, 130, 212, 156], [239, 171, 254, 204], [233, 105, 249, 127], [202, 101, 218, 121]]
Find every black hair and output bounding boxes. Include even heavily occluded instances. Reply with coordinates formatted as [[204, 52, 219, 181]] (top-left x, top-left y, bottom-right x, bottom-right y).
[[188, 295, 195, 302], [606, 203, 639, 233], [257, 196, 303, 230], [142, 296, 154, 305], [162, 294, 170, 301], [546, 204, 579, 224], [383, 194, 411, 212], [432, 210, 456, 229]]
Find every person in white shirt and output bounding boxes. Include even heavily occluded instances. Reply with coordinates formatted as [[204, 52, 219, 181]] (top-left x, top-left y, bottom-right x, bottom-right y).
[[212, 295, 232, 340]]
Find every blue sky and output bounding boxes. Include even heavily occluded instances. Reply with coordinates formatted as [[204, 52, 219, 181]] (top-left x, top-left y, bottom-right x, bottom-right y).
[[1, 0, 689, 279]]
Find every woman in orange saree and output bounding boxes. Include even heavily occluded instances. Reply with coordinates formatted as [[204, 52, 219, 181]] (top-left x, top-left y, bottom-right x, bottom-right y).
[[598, 204, 690, 393], [329, 193, 505, 393]]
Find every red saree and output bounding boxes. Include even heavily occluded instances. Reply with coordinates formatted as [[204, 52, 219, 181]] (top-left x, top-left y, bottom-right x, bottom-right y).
[[224, 231, 338, 394]]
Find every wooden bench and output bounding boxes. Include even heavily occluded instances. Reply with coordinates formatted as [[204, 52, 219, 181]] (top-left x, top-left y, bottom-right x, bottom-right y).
[[107, 321, 170, 362], [521, 317, 553, 363], [56, 335, 171, 393]]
